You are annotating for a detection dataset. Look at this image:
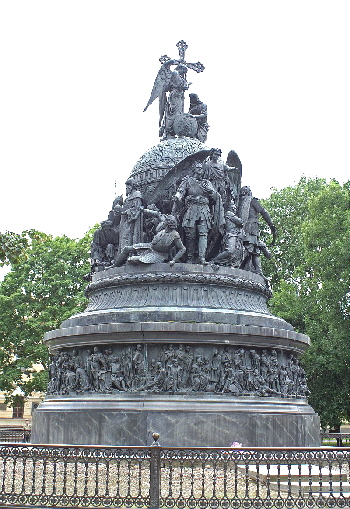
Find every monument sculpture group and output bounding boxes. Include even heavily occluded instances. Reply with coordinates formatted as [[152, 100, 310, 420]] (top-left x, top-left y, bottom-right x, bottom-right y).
[[32, 41, 320, 447]]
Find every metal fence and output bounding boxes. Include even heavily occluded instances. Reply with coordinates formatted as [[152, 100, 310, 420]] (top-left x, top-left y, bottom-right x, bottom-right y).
[[0, 442, 350, 508], [0, 426, 28, 443], [321, 433, 350, 447]]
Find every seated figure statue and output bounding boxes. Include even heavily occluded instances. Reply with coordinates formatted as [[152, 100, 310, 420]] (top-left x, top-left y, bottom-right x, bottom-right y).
[[90, 220, 119, 270], [212, 205, 244, 268], [115, 215, 186, 266]]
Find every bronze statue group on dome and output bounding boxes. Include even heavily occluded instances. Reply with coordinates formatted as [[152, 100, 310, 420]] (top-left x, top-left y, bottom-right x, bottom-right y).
[[91, 39, 275, 280]]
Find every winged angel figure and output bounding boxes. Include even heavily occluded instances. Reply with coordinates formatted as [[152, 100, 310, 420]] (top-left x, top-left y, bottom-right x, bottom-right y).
[[144, 41, 205, 140], [144, 59, 191, 139]]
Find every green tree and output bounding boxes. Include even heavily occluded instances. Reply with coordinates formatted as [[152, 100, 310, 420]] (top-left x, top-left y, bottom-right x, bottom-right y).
[[262, 179, 350, 428], [0, 230, 32, 266], [0, 230, 92, 401]]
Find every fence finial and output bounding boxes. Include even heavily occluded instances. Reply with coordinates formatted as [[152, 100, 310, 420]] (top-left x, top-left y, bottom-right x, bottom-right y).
[[151, 432, 160, 446]]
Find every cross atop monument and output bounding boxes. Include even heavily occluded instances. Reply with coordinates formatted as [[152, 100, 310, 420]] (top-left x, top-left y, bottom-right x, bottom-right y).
[[176, 40, 188, 62], [159, 40, 205, 74]]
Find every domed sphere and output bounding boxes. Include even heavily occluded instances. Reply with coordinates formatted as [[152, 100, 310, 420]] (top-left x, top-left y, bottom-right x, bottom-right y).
[[130, 137, 209, 205]]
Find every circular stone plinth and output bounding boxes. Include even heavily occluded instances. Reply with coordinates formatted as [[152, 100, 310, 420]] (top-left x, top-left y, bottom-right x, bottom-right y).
[[59, 264, 293, 333], [44, 320, 309, 354]]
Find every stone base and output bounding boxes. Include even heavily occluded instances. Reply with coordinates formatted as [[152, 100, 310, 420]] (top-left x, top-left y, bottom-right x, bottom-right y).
[[32, 394, 320, 447], [34, 264, 320, 448]]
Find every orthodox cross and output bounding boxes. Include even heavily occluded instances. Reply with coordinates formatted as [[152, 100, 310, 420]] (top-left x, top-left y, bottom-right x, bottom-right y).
[[159, 40, 205, 74]]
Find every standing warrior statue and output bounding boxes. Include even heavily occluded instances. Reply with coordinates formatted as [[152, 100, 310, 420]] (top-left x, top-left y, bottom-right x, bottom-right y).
[[173, 161, 224, 264], [238, 186, 276, 276], [143, 41, 205, 139]]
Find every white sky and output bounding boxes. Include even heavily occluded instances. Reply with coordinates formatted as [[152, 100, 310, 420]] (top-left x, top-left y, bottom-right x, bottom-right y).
[[1, 1, 349, 242]]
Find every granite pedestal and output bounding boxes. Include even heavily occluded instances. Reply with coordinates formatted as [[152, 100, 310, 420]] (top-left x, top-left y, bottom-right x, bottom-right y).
[[32, 264, 320, 447]]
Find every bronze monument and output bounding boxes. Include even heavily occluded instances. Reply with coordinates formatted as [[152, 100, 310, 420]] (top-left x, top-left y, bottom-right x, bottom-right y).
[[32, 41, 320, 447]]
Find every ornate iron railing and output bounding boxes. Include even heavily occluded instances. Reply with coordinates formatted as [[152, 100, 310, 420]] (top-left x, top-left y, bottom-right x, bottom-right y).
[[321, 433, 350, 447], [0, 426, 28, 443], [0, 442, 350, 508]]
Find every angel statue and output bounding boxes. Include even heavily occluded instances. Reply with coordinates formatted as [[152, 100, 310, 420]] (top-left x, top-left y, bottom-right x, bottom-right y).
[[144, 41, 205, 140], [202, 148, 242, 210]]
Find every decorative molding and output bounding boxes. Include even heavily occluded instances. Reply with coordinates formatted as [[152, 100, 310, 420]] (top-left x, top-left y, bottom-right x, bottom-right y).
[[86, 271, 272, 298]]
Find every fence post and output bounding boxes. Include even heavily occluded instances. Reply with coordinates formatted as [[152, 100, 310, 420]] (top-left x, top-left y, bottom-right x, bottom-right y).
[[149, 432, 161, 509]]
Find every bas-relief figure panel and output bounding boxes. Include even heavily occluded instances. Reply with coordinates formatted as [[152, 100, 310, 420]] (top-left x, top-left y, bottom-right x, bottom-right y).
[[48, 343, 309, 399]]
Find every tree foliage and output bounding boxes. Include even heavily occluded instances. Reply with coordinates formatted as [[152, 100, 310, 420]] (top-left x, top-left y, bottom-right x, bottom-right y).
[[262, 178, 350, 428], [0, 230, 33, 266], [0, 231, 92, 401]]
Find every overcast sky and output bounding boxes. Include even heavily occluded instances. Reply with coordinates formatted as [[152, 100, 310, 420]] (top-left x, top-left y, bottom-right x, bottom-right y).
[[1, 1, 349, 243]]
